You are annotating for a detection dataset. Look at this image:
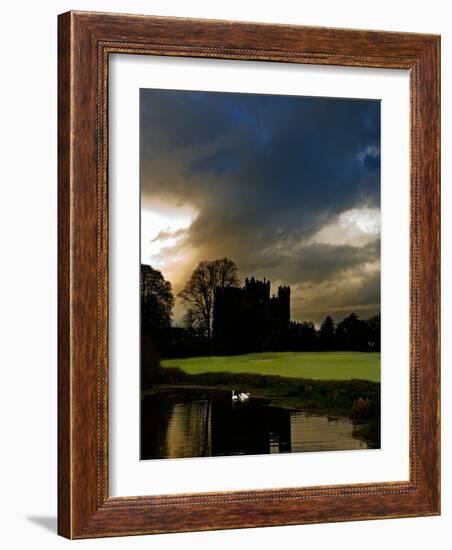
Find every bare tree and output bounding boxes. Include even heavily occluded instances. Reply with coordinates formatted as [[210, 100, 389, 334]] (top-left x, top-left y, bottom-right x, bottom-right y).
[[178, 258, 239, 342]]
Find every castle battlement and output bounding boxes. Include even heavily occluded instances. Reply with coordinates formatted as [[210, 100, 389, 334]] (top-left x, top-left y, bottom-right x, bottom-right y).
[[212, 277, 291, 355]]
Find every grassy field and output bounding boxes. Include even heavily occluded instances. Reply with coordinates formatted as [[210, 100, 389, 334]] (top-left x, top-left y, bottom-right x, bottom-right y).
[[161, 351, 380, 382]]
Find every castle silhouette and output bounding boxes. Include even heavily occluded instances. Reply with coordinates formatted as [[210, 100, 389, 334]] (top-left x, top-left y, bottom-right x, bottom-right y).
[[213, 277, 291, 355]]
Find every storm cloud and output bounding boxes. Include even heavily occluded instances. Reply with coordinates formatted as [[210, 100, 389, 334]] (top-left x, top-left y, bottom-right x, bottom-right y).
[[140, 88, 380, 325]]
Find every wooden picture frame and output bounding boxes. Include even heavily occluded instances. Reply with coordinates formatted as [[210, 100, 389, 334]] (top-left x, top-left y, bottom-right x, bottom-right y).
[[58, 11, 440, 539]]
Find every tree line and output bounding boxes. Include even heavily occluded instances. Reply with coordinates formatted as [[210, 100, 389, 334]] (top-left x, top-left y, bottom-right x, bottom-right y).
[[285, 313, 380, 352], [141, 259, 380, 361]]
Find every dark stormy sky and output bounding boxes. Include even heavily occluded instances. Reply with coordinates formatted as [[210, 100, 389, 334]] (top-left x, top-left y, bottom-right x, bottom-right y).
[[140, 88, 381, 326]]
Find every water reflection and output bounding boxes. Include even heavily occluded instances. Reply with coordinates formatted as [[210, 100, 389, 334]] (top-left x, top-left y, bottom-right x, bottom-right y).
[[141, 390, 369, 460]]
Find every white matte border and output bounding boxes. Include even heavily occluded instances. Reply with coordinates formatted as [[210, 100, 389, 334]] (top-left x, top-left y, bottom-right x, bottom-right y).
[[109, 54, 410, 497]]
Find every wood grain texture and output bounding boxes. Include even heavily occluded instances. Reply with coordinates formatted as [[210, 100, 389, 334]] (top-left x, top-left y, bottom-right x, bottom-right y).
[[57, 11, 440, 539], [57, 10, 72, 538]]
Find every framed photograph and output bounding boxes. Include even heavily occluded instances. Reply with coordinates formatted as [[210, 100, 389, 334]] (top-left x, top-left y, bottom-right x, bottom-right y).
[[58, 11, 440, 538]]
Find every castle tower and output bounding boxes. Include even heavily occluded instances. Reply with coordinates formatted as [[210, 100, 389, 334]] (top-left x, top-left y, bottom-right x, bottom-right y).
[[278, 286, 291, 327], [244, 276, 271, 303], [212, 277, 291, 354]]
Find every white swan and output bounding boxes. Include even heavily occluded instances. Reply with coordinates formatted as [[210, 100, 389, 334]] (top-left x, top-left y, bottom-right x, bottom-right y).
[[232, 390, 250, 402], [238, 392, 250, 401]]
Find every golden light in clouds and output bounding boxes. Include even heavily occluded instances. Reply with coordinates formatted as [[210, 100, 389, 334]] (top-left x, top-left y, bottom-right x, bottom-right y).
[[139, 90, 381, 325], [141, 202, 198, 292], [309, 207, 380, 247]]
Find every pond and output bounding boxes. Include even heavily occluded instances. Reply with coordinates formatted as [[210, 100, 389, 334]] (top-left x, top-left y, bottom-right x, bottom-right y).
[[140, 389, 373, 460]]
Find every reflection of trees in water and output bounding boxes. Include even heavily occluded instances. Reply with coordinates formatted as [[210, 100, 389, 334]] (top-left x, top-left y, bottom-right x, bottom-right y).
[[140, 391, 373, 460], [141, 392, 292, 459], [140, 392, 173, 459], [141, 395, 214, 459], [165, 400, 214, 458], [289, 412, 367, 452], [210, 399, 292, 456]]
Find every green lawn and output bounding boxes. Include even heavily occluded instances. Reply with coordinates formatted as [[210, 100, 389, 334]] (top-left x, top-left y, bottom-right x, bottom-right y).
[[161, 351, 380, 382]]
